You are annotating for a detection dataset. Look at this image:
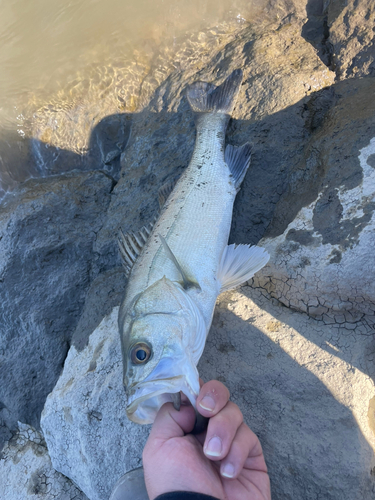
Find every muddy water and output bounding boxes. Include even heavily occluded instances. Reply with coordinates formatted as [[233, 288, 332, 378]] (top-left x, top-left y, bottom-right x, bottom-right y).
[[0, 0, 267, 198]]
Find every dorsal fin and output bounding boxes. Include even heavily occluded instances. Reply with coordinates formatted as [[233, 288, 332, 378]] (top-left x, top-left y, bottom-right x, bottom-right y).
[[118, 176, 179, 277], [158, 176, 180, 208], [225, 143, 252, 191], [118, 217, 157, 277], [158, 234, 200, 290], [217, 244, 270, 293]]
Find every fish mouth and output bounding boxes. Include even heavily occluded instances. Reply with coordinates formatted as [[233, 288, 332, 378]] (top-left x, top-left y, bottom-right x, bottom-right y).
[[126, 358, 200, 424]]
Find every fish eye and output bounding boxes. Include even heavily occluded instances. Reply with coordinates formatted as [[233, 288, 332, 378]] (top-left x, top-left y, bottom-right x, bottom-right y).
[[130, 342, 152, 365]]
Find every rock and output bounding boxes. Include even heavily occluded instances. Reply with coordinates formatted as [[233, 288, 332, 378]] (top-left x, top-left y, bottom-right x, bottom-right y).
[[0, 422, 88, 500], [71, 267, 126, 352], [327, 0, 375, 79], [93, 14, 335, 273], [41, 288, 375, 500], [203, 287, 375, 500], [0, 171, 113, 447], [40, 308, 149, 500], [2, 2, 375, 499], [252, 77, 375, 334]]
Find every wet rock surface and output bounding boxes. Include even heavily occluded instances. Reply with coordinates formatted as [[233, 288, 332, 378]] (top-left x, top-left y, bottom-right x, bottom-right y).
[[1, 1, 375, 499]]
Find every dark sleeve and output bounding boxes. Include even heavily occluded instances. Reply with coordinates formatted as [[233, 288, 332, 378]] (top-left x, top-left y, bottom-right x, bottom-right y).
[[155, 493, 220, 500]]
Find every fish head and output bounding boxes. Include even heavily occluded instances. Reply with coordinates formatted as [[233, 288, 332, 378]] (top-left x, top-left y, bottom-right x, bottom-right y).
[[119, 277, 206, 424]]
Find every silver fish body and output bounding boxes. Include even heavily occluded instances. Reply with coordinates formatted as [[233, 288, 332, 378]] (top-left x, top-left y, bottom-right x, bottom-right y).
[[118, 70, 269, 424]]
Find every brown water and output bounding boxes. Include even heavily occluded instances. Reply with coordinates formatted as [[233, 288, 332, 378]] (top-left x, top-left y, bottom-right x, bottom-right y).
[[0, 0, 267, 199]]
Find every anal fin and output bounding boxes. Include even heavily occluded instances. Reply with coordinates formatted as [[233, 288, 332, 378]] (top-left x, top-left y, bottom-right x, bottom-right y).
[[218, 244, 270, 293], [225, 143, 252, 191]]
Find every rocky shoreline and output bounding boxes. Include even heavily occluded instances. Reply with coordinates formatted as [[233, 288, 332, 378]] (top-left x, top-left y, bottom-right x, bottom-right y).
[[1, 1, 375, 499]]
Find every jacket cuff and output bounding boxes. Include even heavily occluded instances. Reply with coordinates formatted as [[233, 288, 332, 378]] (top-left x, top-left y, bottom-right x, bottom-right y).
[[154, 492, 220, 500]]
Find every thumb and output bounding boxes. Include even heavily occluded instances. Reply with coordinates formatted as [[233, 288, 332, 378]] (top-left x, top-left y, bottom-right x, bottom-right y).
[[148, 402, 196, 442]]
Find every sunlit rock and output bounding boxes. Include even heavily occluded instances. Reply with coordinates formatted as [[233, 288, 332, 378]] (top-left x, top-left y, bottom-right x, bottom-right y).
[[326, 0, 375, 79], [0, 422, 88, 500], [41, 290, 375, 500], [41, 308, 149, 500], [253, 78, 375, 341]]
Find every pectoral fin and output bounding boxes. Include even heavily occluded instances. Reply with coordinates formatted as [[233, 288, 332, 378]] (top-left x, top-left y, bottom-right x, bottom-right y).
[[218, 244, 270, 293], [159, 234, 200, 290]]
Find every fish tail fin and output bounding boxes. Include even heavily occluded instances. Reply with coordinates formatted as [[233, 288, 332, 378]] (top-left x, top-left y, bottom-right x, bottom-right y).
[[187, 69, 243, 115], [225, 143, 252, 191]]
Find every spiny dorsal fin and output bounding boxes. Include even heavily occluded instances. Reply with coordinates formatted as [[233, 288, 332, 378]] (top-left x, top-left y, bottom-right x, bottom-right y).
[[217, 244, 270, 293], [158, 234, 200, 290], [225, 143, 252, 191], [118, 216, 157, 277], [158, 176, 180, 209]]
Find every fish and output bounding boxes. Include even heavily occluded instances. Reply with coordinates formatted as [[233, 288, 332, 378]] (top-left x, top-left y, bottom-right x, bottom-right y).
[[118, 69, 270, 424]]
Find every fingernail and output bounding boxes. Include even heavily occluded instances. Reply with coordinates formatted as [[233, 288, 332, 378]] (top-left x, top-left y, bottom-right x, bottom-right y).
[[221, 463, 235, 478], [205, 436, 222, 456], [199, 395, 215, 411]]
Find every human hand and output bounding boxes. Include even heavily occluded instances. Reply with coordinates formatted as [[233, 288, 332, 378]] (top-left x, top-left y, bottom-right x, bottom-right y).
[[143, 380, 271, 500]]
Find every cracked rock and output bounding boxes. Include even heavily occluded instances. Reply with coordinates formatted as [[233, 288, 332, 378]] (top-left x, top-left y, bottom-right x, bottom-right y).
[[0, 422, 88, 500], [254, 77, 375, 330]]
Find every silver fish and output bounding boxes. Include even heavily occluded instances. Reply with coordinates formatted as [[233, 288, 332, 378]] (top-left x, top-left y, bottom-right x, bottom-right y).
[[118, 69, 269, 424]]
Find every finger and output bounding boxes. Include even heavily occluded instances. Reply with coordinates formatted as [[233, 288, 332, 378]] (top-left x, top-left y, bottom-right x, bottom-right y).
[[220, 423, 265, 479], [203, 401, 243, 460], [148, 402, 196, 443], [243, 436, 268, 473], [196, 380, 230, 417]]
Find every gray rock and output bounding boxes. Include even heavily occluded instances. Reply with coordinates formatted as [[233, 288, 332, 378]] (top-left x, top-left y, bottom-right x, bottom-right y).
[[2, 2, 375, 499], [71, 266, 126, 352], [326, 0, 375, 79], [93, 13, 335, 275], [41, 308, 149, 500], [204, 287, 375, 500], [0, 422, 88, 500], [0, 171, 113, 447], [41, 289, 375, 500], [252, 77, 375, 340]]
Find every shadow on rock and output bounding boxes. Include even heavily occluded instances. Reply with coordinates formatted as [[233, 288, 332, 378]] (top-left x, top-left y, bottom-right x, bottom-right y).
[[0, 112, 132, 200], [202, 288, 375, 499]]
